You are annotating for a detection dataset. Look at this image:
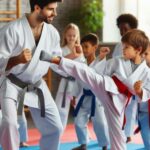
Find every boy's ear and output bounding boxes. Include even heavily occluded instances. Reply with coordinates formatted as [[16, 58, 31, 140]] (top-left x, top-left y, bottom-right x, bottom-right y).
[[137, 46, 142, 54], [34, 5, 41, 13], [94, 45, 98, 50]]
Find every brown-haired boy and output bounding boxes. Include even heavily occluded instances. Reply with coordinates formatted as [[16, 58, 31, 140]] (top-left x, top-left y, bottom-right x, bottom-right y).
[[41, 29, 149, 150], [72, 33, 109, 150]]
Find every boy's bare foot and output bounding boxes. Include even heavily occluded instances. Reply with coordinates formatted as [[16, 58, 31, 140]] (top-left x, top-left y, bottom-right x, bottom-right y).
[[19, 142, 29, 147], [126, 137, 132, 143], [72, 144, 87, 150]]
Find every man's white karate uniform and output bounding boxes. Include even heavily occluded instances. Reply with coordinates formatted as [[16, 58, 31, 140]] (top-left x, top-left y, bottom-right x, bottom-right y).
[[0, 16, 63, 150], [17, 112, 28, 144], [112, 43, 138, 138], [73, 57, 109, 147], [57, 57, 150, 150], [55, 45, 85, 129]]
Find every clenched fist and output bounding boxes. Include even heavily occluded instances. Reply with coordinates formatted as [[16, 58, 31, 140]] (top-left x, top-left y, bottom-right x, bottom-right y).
[[99, 47, 110, 60], [134, 80, 143, 98], [6, 49, 32, 71], [18, 49, 32, 64]]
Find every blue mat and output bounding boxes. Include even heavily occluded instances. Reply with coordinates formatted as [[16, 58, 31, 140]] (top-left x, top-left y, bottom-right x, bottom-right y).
[[0, 141, 146, 150]]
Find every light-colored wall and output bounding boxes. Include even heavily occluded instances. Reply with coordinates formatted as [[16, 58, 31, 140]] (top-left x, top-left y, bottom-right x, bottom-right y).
[[0, 0, 30, 28], [102, 0, 150, 42]]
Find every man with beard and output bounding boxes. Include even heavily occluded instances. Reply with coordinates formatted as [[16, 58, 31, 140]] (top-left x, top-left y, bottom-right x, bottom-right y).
[[0, 0, 63, 150]]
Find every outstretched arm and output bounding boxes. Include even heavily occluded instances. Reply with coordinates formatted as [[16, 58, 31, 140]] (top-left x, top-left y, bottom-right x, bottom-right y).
[[40, 51, 104, 94]]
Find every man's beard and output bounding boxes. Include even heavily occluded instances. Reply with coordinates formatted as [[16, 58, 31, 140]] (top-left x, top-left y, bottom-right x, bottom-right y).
[[37, 13, 53, 24]]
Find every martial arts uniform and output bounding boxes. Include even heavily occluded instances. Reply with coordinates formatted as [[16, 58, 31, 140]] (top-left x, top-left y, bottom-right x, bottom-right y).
[[57, 57, 150, 150], [0, 16, 63, 150], [55, 45, 85, 129], [73, 57, 109, 147], [18, 112, 28, 144], [112, 43, 123, 58], [112, 44, 138, 139]]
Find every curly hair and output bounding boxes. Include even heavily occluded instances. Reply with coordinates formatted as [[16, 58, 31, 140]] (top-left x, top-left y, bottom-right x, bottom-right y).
[[117, 14, 138, 29]]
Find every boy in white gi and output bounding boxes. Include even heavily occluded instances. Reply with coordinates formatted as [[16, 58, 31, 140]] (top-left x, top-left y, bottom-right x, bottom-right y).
[[112, 13, 139, 143], [42, 29, 149, 150], [72, 33, 109, 150], [0, 0, 64, 150], [134, 45, 150, 149]]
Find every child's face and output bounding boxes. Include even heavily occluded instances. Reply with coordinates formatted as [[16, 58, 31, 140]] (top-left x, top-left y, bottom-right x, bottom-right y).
[[65, 28, 78, 45], [122, 43, 139, 60], [143, 48, 150, 67], [118, 23, 132, 36], [81, 42, 97, 58]]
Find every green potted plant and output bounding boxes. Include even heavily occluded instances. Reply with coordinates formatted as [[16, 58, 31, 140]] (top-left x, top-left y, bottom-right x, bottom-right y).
[[68, 0, 103, 36]]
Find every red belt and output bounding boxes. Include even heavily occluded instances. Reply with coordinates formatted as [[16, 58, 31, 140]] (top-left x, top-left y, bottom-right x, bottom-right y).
[[112, 75, 133, 129]]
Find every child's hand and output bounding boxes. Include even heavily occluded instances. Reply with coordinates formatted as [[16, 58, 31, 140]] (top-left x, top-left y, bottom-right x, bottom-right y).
[[72, 44, 83, 58], [75, 44, 83, 54], [134, 80, 143, 98], [99, 47, 110, 60], [70, 96, 76, 107], [65, 44, 83, 59]]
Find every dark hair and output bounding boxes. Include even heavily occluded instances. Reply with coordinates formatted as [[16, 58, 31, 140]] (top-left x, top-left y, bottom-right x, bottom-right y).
[[81, 33, 99, 45], [121, 29, 149, 54], [30, 0, 62, 11], [117, 14, 138, 29]]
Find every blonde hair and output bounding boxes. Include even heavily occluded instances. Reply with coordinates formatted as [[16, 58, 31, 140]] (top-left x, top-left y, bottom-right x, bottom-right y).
[[61, 23, 80, 47]]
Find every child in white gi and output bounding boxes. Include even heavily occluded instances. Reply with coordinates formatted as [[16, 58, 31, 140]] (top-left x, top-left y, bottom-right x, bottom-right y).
[[55, 23, 85, 130], [112, 13, 139, 143], [45, 29, 149, 150], [72, 33, 110, 150], [134, 44, 150, 149]]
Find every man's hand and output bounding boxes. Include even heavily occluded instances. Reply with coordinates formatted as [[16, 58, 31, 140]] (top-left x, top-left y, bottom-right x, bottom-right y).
[[6, 49, 32, 70], [99, 47, 110, 60], [18, 49, 32, 64], [134, 80, 143, 99]]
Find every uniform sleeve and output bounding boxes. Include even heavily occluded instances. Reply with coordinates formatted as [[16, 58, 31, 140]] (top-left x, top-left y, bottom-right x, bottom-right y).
[[0, 25, 16, 75], [95, 58, 107, 75], [58, 58, 106, 95], [104, 58, 116, 76]]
